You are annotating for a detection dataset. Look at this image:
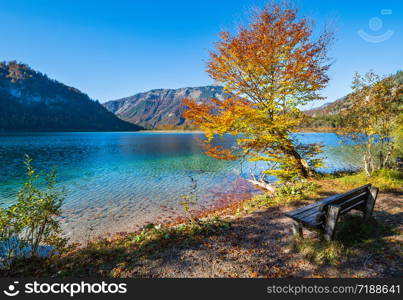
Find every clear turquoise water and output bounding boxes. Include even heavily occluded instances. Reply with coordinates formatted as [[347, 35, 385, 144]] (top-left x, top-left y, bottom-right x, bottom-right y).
[[0, 132, 359, 241]]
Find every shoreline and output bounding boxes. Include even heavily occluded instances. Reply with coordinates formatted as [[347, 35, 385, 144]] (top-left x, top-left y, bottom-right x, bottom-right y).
[[70, 170, 403, 245], [7, 174, 402, 277], [140, 129, 204, 133], [139, 127, 339, 134], [294, 127, 338, 133], [61, 178, 261, 244]]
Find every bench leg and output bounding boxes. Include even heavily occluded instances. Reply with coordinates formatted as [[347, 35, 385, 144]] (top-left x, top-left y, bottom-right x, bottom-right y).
[[292, 221, 303, 238], [324, 206, 340, 241], [364, 187, 378, 220]]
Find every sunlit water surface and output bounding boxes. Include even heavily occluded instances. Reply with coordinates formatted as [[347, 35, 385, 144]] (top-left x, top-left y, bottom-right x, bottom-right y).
[[0, 132, 360, 241]]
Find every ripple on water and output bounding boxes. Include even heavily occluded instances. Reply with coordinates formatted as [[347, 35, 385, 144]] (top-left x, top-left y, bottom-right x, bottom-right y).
[[0, 132, 360, 242]]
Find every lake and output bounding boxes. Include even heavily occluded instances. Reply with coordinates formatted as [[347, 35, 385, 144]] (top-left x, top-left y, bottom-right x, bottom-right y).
[[0, 132, 360, 241]]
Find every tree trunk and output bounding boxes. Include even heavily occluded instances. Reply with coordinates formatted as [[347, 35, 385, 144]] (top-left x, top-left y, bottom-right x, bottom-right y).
[[364, 140, 374, 176], [364, 154, 374, 176], [381, 143, 393, 169], [286, 147, 312, 178]]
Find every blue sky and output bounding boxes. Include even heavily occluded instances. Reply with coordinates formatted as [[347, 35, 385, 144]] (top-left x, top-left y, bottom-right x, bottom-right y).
[[0, 0, 402, 108]]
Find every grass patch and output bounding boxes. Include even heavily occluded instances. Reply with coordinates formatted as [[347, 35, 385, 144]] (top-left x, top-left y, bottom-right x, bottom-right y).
[[291, 214, 398, 267], [336, 214, 397, 249], [336, 169, 403, 192], [240, 193, 300, 214], [239, 181, 318, 214], [291, 237, 344, 266]]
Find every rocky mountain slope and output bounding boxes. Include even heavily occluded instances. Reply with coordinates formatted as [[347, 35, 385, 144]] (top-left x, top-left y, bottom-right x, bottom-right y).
[[103, 86, 228, 129], [0, 61, 143, 131]]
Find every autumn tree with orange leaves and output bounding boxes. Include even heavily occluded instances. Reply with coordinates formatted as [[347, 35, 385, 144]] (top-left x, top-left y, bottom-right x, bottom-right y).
[[183, 3, 332, 182]]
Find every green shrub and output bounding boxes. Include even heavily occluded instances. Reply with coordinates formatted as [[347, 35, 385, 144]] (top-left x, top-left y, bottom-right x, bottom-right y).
[[179, 176, 200, 221], [0, 156, 66, 267], [276, 180, 318, 201], [240, 180, 318, 214]]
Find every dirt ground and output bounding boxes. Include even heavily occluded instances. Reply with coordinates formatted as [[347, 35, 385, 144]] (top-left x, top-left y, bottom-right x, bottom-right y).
[[123, 191, 402, 278]]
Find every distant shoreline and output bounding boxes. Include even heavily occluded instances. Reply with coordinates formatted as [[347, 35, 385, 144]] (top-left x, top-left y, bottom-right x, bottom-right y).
[[141, 128, 338, 134], [0, 128, 338, 134], [141, 129, 204, 133], [294, 127, 338, 133]]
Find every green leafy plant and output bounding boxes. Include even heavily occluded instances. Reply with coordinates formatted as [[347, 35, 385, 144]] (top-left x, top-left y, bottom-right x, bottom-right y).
[[0, 155, 66, 267], [276, 180, 318, 202], [179, 176, 200, 221]]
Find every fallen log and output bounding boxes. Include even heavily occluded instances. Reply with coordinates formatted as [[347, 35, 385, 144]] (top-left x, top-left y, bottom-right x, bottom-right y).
[[247, 172, 276, 194], [247, 179, 276, 194]]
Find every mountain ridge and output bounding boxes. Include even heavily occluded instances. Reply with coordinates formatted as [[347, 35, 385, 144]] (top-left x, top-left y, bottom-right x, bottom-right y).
[[0, 61, 143, 132], [103, 85, 229, 129]]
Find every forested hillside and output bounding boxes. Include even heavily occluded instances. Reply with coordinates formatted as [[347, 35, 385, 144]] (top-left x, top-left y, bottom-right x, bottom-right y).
[[302, 71, 403, 129], [0, 61, 143, 131]]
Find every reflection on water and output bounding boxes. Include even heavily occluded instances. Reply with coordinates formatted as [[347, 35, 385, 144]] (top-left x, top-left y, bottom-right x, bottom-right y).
[[0, 132, 360, 241]]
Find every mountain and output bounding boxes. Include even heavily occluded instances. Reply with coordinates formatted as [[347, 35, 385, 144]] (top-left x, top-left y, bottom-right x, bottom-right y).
[[304, 96, 348, 117], [304, 71, 403, 117], [301, 71, 402, 129], [0, 61, 143, 131], [103, 86, 229, 129]]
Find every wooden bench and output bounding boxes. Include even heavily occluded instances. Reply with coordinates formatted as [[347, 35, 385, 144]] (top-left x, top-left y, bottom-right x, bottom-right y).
[[285, 184, 379, 241]]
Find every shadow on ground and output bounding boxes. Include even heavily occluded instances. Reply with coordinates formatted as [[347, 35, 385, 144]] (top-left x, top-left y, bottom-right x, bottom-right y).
[[2, 192, 402, 278]]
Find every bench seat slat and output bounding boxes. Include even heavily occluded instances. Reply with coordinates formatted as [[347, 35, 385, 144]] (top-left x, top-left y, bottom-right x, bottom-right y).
[[286, 201, 323, 218], [292, 206, 321, 220], [298, 208, 322, 220], [297, 213, 323, 228], [285, 184, 371, 218]]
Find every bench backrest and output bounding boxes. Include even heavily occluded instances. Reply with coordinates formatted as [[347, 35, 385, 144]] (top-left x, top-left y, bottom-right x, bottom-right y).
[[285, 184, 376, 228], [317, 184, 372, 222]]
